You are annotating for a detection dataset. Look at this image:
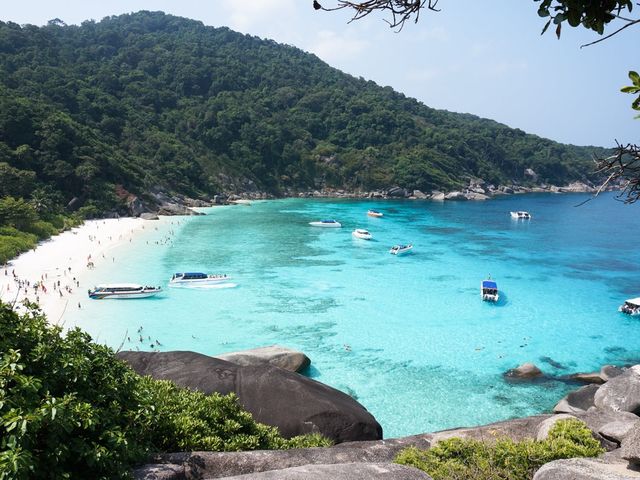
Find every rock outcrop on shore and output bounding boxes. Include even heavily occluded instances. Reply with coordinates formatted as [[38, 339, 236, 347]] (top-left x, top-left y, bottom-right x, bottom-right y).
[[116, 351, 382, 444], [131, 359, 640, 480], [133, 177, 610, 219]]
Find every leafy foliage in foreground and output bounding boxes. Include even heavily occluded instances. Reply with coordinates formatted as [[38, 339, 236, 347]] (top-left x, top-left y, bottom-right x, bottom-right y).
[[0, 11, 605, 218], [0, 303, 330, 480], [395, 418, 604, 480]]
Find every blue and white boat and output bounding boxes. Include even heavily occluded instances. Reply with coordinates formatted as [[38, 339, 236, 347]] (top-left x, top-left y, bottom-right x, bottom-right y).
[[309, 219, 342, 228], [481, 279, 499, 302], [170, 272, 231, 285]]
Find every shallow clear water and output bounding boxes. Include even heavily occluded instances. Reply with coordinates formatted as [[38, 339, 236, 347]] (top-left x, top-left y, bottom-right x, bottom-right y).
[[66, 193, 640, 438]]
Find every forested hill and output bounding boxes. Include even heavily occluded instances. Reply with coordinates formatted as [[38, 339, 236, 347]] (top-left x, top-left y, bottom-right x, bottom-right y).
[[0, 11, 604, 213]]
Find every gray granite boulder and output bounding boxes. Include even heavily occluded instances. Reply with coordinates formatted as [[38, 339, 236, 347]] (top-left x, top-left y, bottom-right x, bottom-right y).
[[505, 362, 543, 380], [536, 414, 578, 441], [132, 464, 184, 480], [602, 365, 625, 382], [157, 203, 202, 216], [601, 419, 639, 445], [411, 190, 428, 199], [117, 351, 382, 443], [554, 384, 600, 413], [430, 414, 552, 444], [216, 463, 432, 480], [214, 345, 310, 373], [534, 458, 640, 479], [570, 372, 606, 384], [444, 191, 467, 201], [140, 212, 160, 220], [144, 436, 433, 480], [430, 191, 445, 201], [595, 365, 640, 414], [622, 422, 640, 464]]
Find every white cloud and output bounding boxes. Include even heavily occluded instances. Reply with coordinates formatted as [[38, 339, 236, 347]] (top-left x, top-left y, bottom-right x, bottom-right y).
[[308, 30, 369, 65]]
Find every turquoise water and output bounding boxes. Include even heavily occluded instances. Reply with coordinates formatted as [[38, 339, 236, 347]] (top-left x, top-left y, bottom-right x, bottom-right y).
[[66, 193, 640, 438]]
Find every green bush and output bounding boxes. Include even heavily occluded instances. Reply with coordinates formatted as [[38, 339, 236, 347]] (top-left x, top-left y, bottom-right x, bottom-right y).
[[395, 418, 604, 480], [0, 230, 38, 264], [22, 220, 58, 240], [0, 303, 330, 480]]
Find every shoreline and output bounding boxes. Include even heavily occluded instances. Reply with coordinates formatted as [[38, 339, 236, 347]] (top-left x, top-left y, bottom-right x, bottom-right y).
[[0, 217, 179, 324]]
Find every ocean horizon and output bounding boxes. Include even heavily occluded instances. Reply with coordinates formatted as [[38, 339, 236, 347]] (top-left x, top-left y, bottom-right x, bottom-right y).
[[65, 192, 640, 438]]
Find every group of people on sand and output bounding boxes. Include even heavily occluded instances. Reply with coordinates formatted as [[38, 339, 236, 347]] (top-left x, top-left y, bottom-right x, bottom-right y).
[[2, 263, 84, 311]]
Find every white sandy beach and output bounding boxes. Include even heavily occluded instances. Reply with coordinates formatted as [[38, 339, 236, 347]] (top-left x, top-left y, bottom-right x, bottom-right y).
[[0, 217, 155, 324]]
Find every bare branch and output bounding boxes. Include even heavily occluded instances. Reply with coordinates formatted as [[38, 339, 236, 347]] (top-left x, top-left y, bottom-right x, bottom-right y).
[[315, 1, 440, 29], [593, 142, 640, 203], [580, 17, 640, 48]]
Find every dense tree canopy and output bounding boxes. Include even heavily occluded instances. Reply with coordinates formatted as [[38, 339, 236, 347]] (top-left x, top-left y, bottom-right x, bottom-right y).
[[0, 11, 604, 218]]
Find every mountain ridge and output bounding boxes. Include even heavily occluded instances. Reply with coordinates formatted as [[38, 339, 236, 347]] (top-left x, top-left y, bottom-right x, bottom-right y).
[[0, 10, 606, 214]]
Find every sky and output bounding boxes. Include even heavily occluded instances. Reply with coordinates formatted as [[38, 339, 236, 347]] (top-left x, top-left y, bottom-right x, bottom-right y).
[[2, 0, 637, 147]]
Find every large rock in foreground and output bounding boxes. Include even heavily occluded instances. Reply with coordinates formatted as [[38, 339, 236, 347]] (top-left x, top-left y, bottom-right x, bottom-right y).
[[214, 345, 310, 373], [217, 463, 432, 479], [533, 457, 640, 479], [595, 365, 640, 414], [117, 351, 381, 443]]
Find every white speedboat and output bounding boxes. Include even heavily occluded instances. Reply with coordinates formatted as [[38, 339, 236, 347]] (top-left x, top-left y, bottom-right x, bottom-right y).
[[389, 244, 413, 255], [619, 298, 640, 316], [510, 211, 532, 220], [169, 272, 231, 285], [88, 284, 161, 299], [352, 228, 372, 240], [367, 209, 383, 218], [481, 279, 499, 302], [309, 220, 342, 228]]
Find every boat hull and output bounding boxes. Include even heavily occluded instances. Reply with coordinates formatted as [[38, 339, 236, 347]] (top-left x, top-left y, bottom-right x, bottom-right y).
[[169, 277, 230, 286], [89, 291, 160, 299], [619, 306, 640, 316], [309, 222, 341, 228], [352, 230, 372, 240], [390, 246, 412, 255]]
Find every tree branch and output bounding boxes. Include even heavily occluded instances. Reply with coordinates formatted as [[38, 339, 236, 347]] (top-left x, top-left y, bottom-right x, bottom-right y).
[[593, 142, 640, 203], [315, 1, 440, 30], [580, 17, 640, 48]]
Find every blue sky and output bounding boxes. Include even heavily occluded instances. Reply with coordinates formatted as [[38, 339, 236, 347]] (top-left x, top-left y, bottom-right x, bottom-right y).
[[2, 0, 637, 147]]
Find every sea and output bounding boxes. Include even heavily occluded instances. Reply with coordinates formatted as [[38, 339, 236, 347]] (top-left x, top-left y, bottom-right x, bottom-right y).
[[65, 192, 640, 438]]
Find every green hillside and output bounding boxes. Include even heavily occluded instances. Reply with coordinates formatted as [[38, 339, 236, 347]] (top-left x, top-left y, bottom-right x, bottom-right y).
[[0, 10, 604, 216]]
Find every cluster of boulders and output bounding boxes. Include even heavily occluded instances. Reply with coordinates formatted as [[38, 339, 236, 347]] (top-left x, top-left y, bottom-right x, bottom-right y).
[[273, 177, 599, 202], [128, 348, 640, 479]]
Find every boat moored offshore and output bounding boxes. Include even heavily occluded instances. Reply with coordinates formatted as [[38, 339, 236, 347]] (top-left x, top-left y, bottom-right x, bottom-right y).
[[619, 298, 640, 316], [88, 284, 162, 299], [352, 228, 372, 240], [309, 220, 342, 228], [169, 272, 231, 285], [389, 244, 413, 255], [367, 209, 384, 218], [510, 211, 532, 220], [481, 279, 499, 302]]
